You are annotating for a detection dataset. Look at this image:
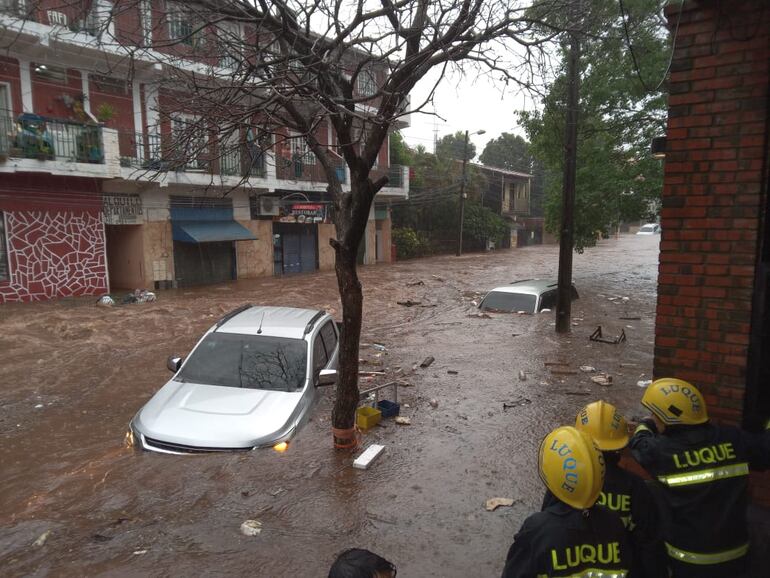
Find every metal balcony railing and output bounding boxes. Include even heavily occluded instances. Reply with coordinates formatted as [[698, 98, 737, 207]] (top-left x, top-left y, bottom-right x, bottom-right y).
[[276, 154, 346, 184], [118, 132, 266, 178], [0, 112, 104, 164], [369, 164, 405, 188]]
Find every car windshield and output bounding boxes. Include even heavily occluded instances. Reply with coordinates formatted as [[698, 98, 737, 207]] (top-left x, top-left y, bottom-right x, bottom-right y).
[[480, 291, 537, 313], [176, 333, 308, 391]]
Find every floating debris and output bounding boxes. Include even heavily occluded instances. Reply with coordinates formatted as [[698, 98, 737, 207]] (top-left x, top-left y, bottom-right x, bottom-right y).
[[33, 530, 51, 547], [240, 520, 263, 537], [590, 374, 613, 387], [485, 497, 516, 512]]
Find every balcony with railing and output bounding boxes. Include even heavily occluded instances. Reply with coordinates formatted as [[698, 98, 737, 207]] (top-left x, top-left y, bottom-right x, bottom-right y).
[[118, 132, 267, 178], [275, 153, 347, 184], [0, 112, 105, 164], [370, 164, 407, 189]]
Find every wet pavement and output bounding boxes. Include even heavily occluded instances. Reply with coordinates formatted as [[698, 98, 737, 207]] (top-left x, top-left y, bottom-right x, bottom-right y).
[[0, 234, 661, 577]]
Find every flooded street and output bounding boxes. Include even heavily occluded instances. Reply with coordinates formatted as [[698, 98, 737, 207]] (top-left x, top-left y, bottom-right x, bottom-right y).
[[0, 235, 660, 577]]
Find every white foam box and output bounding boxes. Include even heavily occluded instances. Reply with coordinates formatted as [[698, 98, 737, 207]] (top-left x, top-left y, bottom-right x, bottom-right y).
[[353, 444, 385, 470]]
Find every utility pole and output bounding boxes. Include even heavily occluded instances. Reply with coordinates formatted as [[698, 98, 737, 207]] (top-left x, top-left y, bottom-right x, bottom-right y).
[[457, 130, 469, 257], [555, 0, 581, 334], [457, 129, 484, 257]]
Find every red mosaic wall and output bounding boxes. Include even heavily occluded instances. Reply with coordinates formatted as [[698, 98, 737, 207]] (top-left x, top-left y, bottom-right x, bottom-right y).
[[0, 210, 108, 302]]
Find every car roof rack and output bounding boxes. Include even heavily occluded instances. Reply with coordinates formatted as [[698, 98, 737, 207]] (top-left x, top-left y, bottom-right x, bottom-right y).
[[304, 310, 326, 335], [510, 278, 536, 284], [216, 303, 254, 327]]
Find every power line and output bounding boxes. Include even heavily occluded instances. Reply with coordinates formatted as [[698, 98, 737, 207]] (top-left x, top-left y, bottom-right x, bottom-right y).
[[618, 0, 684, 93]]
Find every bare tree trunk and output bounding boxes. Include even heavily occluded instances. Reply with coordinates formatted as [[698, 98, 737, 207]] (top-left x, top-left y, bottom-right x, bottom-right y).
[[331, 236, 362, 446], [330, 178, 374, 449]]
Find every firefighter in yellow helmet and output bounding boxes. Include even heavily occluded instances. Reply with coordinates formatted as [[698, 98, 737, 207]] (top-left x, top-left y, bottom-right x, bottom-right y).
[[571, 401, 667, 577], [501, 426, 633, 578], [630, 378, 770, 577]]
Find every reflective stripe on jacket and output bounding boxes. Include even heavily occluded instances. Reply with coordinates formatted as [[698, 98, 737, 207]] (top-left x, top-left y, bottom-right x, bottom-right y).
[[630, 422, 770, 577], [502, 501, 632, 578]]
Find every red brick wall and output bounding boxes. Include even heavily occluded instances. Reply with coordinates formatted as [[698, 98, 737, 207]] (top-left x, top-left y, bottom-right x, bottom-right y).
[[656, 0, 769, 502]]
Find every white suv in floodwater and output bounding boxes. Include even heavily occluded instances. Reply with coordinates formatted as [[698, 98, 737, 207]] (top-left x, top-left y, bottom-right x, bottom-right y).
[[479, 279, 579, 314], [636, 223, 661, 235], [127, 305, 339, 454]]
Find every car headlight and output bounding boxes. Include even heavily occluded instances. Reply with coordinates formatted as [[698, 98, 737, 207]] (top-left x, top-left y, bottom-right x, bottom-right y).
[[273, 441, 289, 453]]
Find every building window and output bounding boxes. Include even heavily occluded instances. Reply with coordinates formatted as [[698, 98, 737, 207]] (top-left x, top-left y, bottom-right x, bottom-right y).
[[357, 69, 377, 97], [33, 64, 67, 83], [171, 115, 208, 170], [0, 212, 9, 282], [167, 2, 196, 47], [140, 0, 152, 46], [290, 135, 315, 165], [217, 22, 240, 69], [1, 0, 34, 21], [91, 75, 127, 95]]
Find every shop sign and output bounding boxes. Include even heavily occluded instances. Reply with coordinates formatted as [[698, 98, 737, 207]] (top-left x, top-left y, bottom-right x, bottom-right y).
[[279, 203, 327, 224], [103, 194, 143, 225]]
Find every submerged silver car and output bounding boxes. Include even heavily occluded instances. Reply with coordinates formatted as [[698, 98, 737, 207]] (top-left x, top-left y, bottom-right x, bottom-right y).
[[479, 279, 579, 314], [128, 305, 339, 454]]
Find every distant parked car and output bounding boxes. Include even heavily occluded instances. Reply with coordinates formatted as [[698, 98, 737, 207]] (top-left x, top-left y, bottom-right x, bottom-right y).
[[127, 305, 339, 454], [479, 279, 579, 314], [636, 223, 661, 235]]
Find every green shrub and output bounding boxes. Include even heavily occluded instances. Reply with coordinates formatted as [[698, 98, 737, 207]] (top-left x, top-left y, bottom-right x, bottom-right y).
[[392, 227, 431, 259]]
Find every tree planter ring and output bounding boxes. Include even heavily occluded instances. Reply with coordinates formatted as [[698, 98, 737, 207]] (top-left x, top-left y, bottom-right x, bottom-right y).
[[332, 426, 359, 450]]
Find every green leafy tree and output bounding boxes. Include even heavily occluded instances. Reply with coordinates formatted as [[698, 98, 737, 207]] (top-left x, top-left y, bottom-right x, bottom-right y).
[[436, 131, 477, 161], [390, 131, 413, 167], [480, 133, 531, 172], [520, 0, 668, 251]]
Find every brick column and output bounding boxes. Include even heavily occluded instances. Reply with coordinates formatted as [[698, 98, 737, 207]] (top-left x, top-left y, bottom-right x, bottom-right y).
[[656, 0, 769, 502]]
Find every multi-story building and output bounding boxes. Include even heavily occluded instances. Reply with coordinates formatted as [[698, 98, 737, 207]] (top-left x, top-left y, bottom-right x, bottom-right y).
[[475, 163, 539, 248], [0, 2, 409, 301]]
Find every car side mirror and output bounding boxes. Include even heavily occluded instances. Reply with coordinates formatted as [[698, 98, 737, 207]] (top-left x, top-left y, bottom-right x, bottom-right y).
[[316, 369, 337, 387], [167, 355, 183, 373]]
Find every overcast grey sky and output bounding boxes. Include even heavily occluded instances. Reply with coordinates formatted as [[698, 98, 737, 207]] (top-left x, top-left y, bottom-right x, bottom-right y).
[[400, 66, 537, 159]]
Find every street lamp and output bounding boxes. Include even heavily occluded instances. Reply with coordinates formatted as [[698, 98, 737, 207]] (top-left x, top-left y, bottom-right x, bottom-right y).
[[457, 129, 486, 256], [651, 136, 666, 159]]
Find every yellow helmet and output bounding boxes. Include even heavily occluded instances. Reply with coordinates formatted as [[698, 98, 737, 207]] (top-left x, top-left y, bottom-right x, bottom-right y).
[[538, 426, 605, 510], [575, 401, 629, 451], [641, 378, 708, 426]]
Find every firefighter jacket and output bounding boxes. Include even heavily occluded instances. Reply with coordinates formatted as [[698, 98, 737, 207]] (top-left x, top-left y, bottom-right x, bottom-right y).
[[501, 500, 633, 578], [541, 454, 667, 578], [630, 421, 770, 577]]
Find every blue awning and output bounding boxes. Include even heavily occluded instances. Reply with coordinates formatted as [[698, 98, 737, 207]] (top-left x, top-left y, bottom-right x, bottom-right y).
[[172, 220, 257, 243]]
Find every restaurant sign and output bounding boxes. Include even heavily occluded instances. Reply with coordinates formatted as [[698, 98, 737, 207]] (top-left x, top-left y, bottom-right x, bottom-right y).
[[279, 203, 328, 223]]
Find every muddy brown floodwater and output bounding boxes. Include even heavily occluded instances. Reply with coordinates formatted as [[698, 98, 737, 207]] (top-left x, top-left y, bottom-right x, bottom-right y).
[[0, 235, 661, 577]]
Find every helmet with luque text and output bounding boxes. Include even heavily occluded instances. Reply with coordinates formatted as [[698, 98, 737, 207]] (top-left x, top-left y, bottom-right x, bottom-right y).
[[642, 378, 708, 426], [575, 400, 629, 451], [538, 426, 605, 510]]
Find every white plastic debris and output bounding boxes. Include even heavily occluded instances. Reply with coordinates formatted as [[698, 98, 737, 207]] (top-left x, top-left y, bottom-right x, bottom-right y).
[[590, 374, 613, 386], [394, 416, 411, 425], [485, 497, 515, 512], [429, 399, 439, 408], [637, 379, 653, 388], [240, 520, 263, 536], [353, 444, 385, 470], [579, 366, 596, 373], [33, 530, 51, 547], [34, 404, 44, 409], [518, 370, 527, 381], [96, 295, 115, 307], [133, 549, 148, 555]]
